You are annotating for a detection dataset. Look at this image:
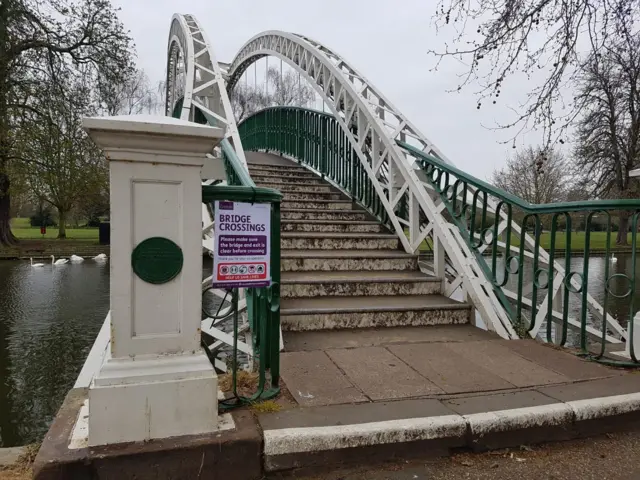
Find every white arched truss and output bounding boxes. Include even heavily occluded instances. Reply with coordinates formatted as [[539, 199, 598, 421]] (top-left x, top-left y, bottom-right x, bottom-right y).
[[226, 31, 517, 339], [164, 17, 627, 352], [225, 30, 628, 348], [166, 14, 247, 167]]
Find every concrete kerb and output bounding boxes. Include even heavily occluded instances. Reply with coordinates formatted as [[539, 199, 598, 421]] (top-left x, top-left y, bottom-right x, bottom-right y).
[[261, 391, 640, 472]]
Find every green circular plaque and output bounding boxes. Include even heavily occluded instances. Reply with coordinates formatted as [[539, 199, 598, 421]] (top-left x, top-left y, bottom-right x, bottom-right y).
[[131, 237, 183, 284]]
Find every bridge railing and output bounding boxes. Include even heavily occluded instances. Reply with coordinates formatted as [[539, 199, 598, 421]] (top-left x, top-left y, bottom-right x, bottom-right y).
[[201, 139, 283, 407], [399, 141, 640, 366], [239, 106, 640, 366]]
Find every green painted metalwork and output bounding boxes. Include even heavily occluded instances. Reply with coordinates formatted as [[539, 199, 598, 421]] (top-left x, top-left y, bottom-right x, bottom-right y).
[[239, 106, 389, 225], [202, 185, 282, 407], [398, 140, 640, 366], [239, 105, 640, 367], [131, 237, 184, 284], [175, 100, 283, 406]]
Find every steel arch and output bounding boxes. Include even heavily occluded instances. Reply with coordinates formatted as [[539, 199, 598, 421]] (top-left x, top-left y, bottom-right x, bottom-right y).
[[166, 13, 247, 167], [226, 31, 518, 339]]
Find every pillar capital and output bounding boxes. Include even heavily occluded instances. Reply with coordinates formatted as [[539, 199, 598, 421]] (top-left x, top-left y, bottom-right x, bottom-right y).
[[83, 114, 224, 164]]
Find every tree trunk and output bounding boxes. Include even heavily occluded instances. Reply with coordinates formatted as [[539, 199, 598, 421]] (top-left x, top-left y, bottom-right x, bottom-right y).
[[0, 2, 14, 246], [0, 171, 16, 245], [57, 208, 67, 239], [617, 210, 629, 245]]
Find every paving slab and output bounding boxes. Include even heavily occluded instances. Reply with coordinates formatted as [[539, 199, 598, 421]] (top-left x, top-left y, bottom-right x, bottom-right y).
[[537, 373, 640, 402], [259, 398, 458, 431], [326, 347, 443, 400], [442, 390, 560, 415], [497, 339, 621, 380], [280, 351, 367, 406], [284, 325, 498, 352], [388, 343, 514, 394], [447, 340, 569, 387]]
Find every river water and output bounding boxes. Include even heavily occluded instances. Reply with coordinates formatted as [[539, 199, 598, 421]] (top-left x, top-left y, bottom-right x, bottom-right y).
[[0, 259, 109, 447], [1, 253, 640, 447]]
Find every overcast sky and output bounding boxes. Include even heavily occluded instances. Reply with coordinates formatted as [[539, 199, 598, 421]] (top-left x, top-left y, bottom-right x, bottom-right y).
[[110, 0, 548, 180]]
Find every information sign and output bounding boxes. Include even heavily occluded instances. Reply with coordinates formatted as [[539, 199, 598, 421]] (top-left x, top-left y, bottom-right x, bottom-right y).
[[213, 201, 271, 288]]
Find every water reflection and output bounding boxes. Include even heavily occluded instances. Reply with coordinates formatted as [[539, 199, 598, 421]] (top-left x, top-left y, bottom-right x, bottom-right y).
[[0, 260, 109, 447]]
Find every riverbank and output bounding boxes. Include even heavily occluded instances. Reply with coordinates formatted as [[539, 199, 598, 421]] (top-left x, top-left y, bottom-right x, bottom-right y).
[[0, 240, 109, 260]]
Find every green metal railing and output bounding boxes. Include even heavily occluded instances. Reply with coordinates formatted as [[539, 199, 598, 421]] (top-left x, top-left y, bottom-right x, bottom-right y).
[[399, 141, 640, 365], [239, 105, 640, 366], [239, 106, 389, 223], [188, 105, 283, 407], [201, 182, 282, 408]]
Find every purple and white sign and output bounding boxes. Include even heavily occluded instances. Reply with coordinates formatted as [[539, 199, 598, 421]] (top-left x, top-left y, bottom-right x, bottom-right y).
[[213, 201, 271, 288]]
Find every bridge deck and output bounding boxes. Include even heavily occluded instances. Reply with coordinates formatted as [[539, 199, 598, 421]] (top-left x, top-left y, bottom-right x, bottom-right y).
[[275, 325, 625, 408], [261, 325, 637, 472]]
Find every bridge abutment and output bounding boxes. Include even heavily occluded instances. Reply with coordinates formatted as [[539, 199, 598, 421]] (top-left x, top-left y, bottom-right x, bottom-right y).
[[82, 115, 223, 446]]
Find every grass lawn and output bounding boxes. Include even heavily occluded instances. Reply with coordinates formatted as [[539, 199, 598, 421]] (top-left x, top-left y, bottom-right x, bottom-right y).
[[10, 218, 99, 241], [417, 231, 638, 252]]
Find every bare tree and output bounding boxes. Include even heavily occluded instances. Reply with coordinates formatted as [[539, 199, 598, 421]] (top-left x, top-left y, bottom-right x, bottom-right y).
[[0, 0, 133, 245], [230, 83, 269, 122], [14, 69, 107, 238], [230, 67, 316, 122], [492, 146, 570, 204], [572, 31, 640, 245], [430, 0, 640, 144], [266, 67, 315, 107], [99, 69, 160, 116]]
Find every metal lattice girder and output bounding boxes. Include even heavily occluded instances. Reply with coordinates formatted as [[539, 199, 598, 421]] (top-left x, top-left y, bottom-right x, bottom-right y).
[[166, 14, 247, 167], [167, 18, 624, 347], [224, 32, 516, 339]]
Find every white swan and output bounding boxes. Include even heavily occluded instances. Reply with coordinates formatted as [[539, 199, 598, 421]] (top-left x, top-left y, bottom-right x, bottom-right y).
[[51, 255, 69, 266], [30, 258, 44, 268], [93, 253, 108, 261], [70, 254, 84, 263], [611, 253, 618, 263]]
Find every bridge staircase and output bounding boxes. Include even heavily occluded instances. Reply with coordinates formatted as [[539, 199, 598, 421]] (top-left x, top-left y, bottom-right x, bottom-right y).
[[247, 151, 472, 332]]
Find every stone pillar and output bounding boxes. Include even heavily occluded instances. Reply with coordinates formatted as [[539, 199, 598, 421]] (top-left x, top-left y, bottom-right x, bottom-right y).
[[82, 115, 224, 446]]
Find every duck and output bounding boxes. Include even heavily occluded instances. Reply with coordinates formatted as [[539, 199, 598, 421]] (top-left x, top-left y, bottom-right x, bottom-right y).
[[51, 255, 69, 266], [70, 254, 84, 263], [30, 258, 45, 268], [93, 253, 108, 261]]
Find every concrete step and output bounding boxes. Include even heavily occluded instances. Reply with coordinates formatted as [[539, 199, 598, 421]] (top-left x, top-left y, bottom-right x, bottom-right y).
[[280, 191, 343, 201], [281, 270, 442, 298], [281, 249, 418, 272], [282, 220, 385, 233], [280, 295, 471, 331], [249, 167, 317, 179], [281, 233, 399, 250], [281, 199, 354, 211], [247, 162, 308, 173], [252, 174, 324, 185], [258, 183, 333, 193], [281, 209, 370, 221]]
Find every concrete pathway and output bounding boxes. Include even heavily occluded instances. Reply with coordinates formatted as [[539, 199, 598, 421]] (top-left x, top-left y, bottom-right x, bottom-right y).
[[259, 325, 640, 473], [276, 325, 623, 407]]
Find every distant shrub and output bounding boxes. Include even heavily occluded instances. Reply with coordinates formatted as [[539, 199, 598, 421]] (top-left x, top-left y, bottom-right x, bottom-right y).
[[30, 206, 57, 227]]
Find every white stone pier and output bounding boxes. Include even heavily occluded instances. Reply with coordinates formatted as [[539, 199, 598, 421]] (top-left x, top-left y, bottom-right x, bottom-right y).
[[82, 115, 224, 446]]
